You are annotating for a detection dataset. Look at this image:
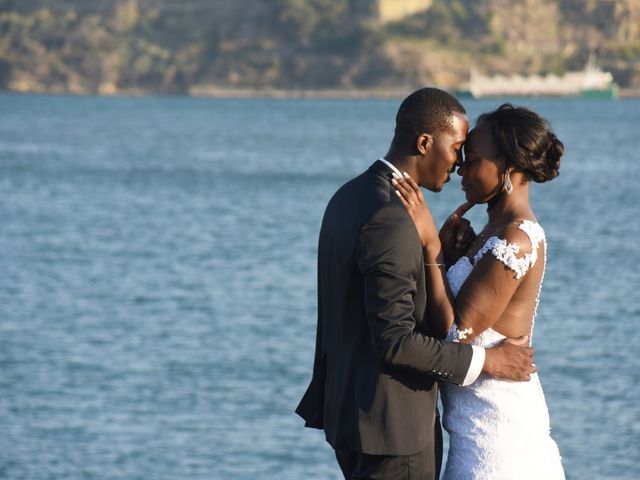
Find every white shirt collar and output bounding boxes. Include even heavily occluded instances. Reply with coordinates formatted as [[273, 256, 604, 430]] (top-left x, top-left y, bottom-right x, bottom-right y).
[[377, 158, 403, 178]]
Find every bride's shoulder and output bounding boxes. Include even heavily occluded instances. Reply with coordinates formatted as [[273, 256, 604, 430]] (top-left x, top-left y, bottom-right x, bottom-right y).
[[501, 219, 544, 254], [507, 219, 545, 249]]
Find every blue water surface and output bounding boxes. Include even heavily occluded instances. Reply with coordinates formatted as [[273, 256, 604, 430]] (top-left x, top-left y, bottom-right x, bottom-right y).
[[0, 94, 639, 479]]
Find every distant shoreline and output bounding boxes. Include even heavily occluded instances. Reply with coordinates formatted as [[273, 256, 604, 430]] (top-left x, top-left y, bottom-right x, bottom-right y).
[[190, 86, 640, 99], [2, 86, 639, 99], [190, 87, 411, 99]]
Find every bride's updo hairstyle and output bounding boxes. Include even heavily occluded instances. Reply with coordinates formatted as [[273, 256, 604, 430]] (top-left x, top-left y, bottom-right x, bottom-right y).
[[476, 103, 563, 183]]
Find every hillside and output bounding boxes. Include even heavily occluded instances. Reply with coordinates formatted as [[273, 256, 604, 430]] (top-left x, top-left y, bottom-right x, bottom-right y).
[[0, 0, 638, 95]]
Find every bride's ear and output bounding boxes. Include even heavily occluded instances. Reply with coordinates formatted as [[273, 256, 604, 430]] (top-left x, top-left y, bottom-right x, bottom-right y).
[[416, 133, 433, 156]]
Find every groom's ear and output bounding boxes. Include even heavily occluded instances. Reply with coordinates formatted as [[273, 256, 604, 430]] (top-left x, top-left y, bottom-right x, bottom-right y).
[[416, 133, 433, 156]]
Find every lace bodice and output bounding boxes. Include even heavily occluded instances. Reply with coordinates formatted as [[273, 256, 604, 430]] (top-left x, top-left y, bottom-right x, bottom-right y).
[[440, 220, 564, 479]]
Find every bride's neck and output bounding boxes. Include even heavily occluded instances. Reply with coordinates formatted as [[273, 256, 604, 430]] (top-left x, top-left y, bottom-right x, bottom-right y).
[[486, 182, 531, 226]]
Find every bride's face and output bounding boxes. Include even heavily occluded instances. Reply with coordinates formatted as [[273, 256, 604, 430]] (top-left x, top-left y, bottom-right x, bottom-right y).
[[458, 125, 505, 204]]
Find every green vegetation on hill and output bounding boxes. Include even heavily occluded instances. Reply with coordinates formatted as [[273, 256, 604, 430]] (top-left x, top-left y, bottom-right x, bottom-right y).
[[0, 0, 638, 94]]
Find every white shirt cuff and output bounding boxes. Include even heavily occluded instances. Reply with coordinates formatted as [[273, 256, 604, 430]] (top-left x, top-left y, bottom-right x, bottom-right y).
[[461, 345, 485, 386]]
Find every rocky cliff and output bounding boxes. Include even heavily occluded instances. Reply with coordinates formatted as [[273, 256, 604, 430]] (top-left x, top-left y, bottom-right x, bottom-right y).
[[0, 0, 638, 95]]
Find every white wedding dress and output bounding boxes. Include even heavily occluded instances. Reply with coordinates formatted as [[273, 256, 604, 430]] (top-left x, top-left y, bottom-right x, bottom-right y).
[[441, 220, 565, 480]]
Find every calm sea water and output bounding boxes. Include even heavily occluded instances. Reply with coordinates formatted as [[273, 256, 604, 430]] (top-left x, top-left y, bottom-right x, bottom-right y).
[[0, 94, 638, 479]]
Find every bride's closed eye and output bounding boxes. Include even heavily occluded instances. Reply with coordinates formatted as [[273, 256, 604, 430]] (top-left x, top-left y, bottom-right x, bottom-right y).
[[462, 152, 478, 165]]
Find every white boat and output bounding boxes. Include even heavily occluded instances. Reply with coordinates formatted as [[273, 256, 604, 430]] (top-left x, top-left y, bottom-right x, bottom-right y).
[[458, 54, 618, 99]]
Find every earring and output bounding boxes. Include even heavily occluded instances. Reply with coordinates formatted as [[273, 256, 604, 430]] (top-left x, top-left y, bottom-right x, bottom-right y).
[[505, 172, 513, 194]]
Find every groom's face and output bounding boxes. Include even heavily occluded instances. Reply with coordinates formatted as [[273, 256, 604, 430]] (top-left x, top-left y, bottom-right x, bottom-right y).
[[419, 112, 469, 192]]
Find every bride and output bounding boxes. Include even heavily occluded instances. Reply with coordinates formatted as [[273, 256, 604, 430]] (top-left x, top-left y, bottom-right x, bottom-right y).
[[394, 103, 565, 479]]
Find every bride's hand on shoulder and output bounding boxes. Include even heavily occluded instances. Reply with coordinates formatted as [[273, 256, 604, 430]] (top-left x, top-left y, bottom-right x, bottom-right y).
[[393, 172, 438, 248]]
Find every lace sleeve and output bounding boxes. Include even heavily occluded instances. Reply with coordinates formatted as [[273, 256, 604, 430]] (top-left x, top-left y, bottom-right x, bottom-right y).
[[446, 324, 473, 343], [473, 234, 538, 279], [491, 238, 530, 279]]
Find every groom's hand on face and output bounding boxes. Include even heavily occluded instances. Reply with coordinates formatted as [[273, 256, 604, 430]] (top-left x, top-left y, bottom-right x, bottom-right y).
[[482, 336, 537, 382], [440, 202, 476, 265]]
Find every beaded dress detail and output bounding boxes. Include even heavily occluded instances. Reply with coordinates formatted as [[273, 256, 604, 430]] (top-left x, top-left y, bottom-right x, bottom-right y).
[[442, 220, 565, 480]]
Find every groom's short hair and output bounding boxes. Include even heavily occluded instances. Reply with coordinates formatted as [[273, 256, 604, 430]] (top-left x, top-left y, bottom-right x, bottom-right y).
[[393, 88, 466, 148]]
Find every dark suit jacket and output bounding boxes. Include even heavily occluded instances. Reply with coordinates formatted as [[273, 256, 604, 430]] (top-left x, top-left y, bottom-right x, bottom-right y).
[[296, 160, 474, 456]]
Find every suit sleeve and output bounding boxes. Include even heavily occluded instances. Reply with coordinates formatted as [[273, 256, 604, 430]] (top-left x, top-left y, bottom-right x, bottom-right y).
[[356, 205, 473, 385]]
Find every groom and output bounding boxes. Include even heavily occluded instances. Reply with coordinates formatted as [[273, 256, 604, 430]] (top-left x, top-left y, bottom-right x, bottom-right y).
[[296, 88, 536, 479]]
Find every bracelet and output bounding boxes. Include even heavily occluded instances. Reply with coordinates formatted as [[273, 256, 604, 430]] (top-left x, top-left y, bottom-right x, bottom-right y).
[[424, 263, 446, 268]]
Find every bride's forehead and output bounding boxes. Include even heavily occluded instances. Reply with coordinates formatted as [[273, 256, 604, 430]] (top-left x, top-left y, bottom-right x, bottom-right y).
[[465, 125, 494, 151]]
